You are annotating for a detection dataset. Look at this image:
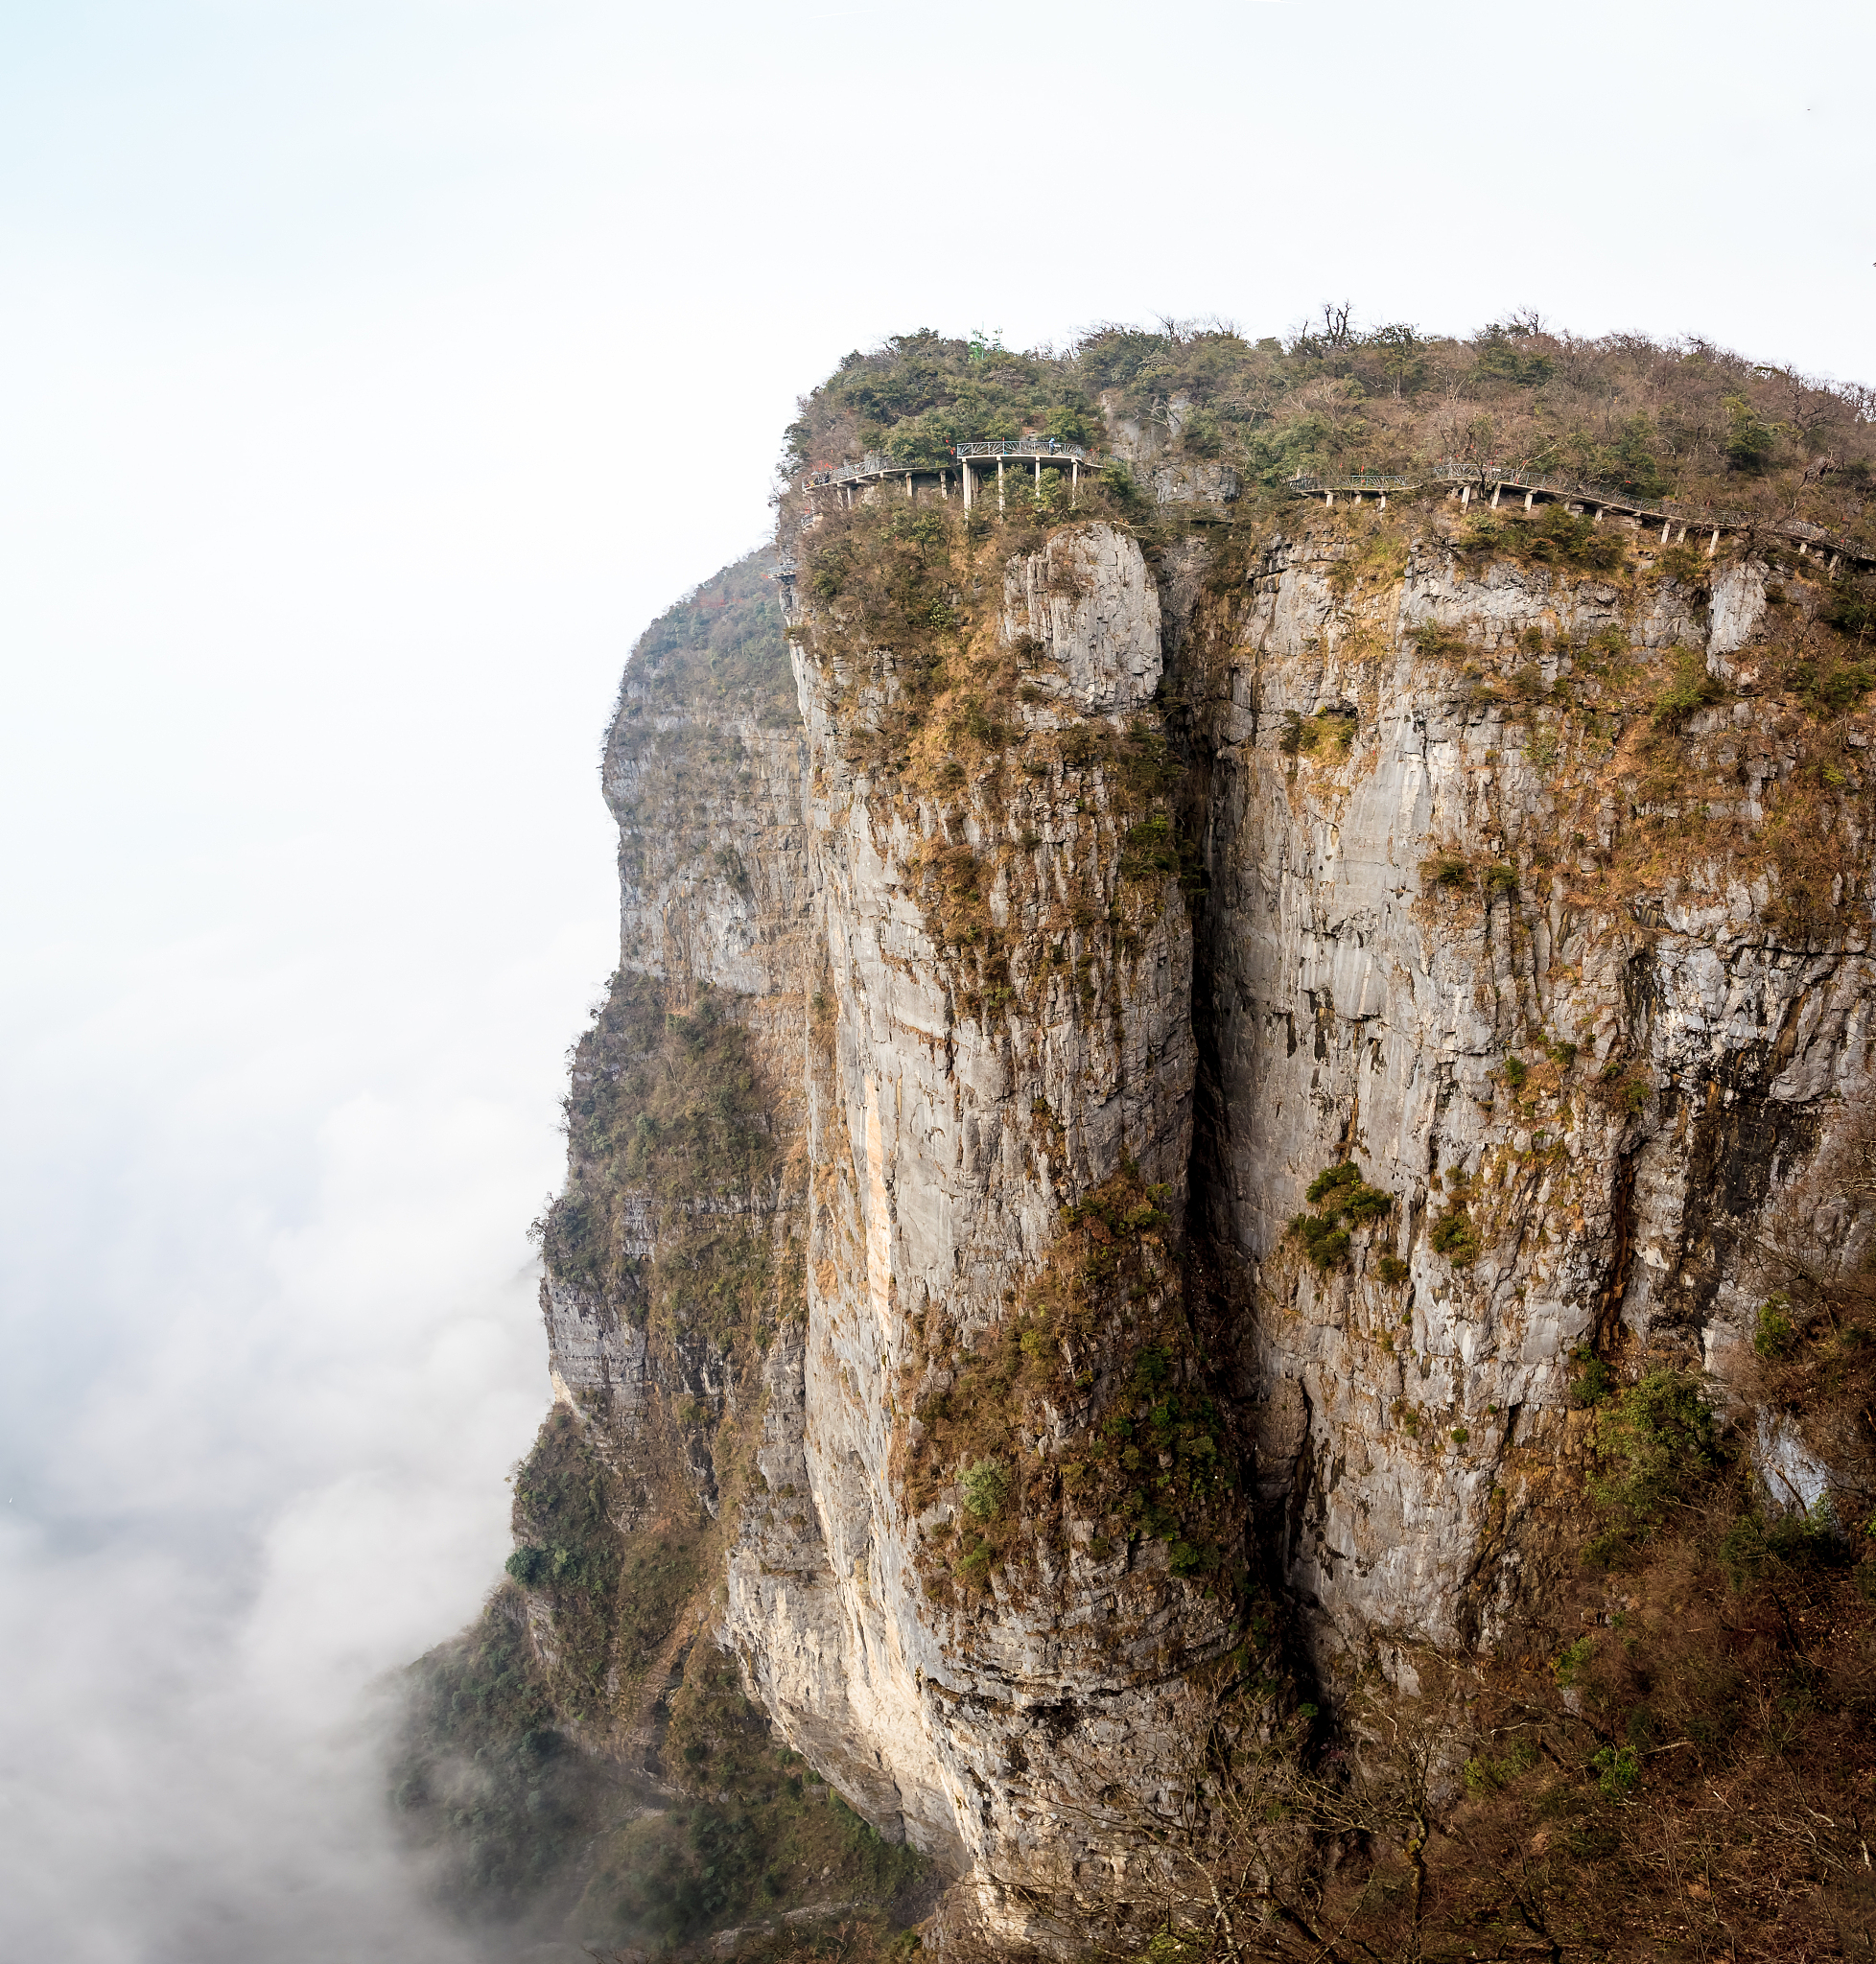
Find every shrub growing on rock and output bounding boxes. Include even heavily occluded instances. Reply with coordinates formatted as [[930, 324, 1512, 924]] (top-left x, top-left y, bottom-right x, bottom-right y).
[[959, 1458, 1012, 1521], [1429, 1208, 1481, 1265], [1291, 1162, 1395, 1272]]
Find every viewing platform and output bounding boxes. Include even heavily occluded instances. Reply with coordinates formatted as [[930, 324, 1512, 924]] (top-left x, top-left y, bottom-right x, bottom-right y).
[[1288, 462, 1876, 572], [803, 437, 1096, 510]]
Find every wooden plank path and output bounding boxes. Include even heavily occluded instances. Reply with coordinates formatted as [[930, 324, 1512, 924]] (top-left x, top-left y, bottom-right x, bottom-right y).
[[1288, 460, 1876, 572]]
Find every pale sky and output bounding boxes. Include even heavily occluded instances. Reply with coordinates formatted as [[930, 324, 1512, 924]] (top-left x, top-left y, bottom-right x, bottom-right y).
[[0, 3, 1869, 1956]]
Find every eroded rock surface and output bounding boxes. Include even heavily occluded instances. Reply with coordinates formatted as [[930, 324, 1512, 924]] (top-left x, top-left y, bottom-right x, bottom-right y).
[[1188, 529, 1873, 1672], [723, 524, 1224, 1923], [548, 509, 1875, 1925]]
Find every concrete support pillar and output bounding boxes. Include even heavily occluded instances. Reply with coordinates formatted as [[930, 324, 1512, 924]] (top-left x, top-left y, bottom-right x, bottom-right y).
[[1378, 493, 1388, 510], [1829, 552, 1841, 575], [1593, 507, 1605, 525], [1490, 482, 1502, 508], [1525, 490, 1535, 510], [1353, 492, 1362, 506], [1034, 456, 1043, 493], [1798, 540, 1809, 556], [997, 456, 1005, 512], [1326, 490, 1334, 507], [1071, 458, 1079, 503], [1660, 519, 1672, 543], [1460, 484, 1471, 507], [905, 474, 914, 500], [1676, 525, 1687, 544], [962, 460, 973, 509], [1706, 529, 1720, 556]]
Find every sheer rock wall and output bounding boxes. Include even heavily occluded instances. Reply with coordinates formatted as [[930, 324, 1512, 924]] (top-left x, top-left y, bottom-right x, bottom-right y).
[[1183, 527, 1872, 1677], [721, 523, 1227, 1917], [549, 512, 1873, 1921]]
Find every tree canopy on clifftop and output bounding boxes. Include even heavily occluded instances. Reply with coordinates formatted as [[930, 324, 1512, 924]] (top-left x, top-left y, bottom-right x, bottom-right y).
[[786, 312, 1876, 544]]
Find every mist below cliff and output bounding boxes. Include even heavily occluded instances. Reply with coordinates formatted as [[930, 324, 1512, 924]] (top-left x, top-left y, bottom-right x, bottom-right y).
[[0, 578, 628, 1954]]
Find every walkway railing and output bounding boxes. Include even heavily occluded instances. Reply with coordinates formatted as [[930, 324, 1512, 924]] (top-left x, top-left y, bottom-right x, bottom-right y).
[[1288, 459, 1873, 567], [1288, 473, 1421, 494], [954, 438, 1093, 462], [807, 453, 896, 488], [806, 437, 1095, 489], [1433, 461, 1751, 530]]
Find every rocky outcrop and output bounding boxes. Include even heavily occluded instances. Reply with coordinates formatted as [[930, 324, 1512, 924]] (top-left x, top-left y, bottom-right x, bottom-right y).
[[722, 521, 1228, 1924], [543, 1273, 650, 1415], [1000, 524, 1163, 713], [542, 505, 1876, 1927], [1184, 525, 1874, 1674]]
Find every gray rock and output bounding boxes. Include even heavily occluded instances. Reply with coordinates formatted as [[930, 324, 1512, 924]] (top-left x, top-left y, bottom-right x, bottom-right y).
[[572, 515, 1876, 1933]]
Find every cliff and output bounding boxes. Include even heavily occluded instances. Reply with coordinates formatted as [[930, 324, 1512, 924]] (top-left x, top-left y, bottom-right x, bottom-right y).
[[404, 323, 1876, 1961]]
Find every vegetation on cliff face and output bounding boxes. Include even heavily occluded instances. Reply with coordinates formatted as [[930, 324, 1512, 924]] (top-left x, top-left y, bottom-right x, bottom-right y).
[[796, 495, 1191, 1041], [394, 1591, 609, 1917], [504, 1408, 629, 1718], [606, 549, 802, 954], [567, 1643, 928, 1950], [404, 316, 1876, 1958], [621, 550, 799, 729], [1348, 503, 1876, 947], [397, 1599, 927, 1952], [1287, 1159, 1395, 1274], [539, 970, 789, 1339], [391, 1404, 710, 1933], [396, 551, 927, 1949], [903, 1167, 1247, 1600], [784, 324, 1876, 1954], [786, 329, 1104, 470], [981, 1176, 1876, 1964], [1020, 1399, 1876, 1964]]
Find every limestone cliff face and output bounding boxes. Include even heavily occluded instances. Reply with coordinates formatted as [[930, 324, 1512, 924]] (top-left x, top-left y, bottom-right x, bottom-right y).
[[1182, 527, 1873, 1679], [722, 521, 1227, 1908], [547, 506, 1874, 1922], [537, 554, 811, 1578]]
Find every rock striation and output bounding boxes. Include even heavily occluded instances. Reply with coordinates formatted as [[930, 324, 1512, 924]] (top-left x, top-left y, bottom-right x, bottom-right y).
[[721, 520, 1223, 1907]]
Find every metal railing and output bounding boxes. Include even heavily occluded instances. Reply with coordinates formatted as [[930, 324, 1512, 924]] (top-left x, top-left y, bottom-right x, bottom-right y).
[[1431, 461, 1746, 529], [797, 448, 1869, 562], [807, 453, 896, 488], [1438, 464, 1872, 559], [954, 438, 1092, 461], [1295, 460, 1749, 526], [1287, 473, 1421, 494]]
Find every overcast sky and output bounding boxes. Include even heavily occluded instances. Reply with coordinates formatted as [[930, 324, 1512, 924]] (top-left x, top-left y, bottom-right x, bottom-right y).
[[0, 2, 1869, 1957]]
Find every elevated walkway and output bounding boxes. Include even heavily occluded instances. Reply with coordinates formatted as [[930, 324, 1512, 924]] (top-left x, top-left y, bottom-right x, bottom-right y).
[[1288, 461, 1875, 572], [804, 437, 1096, 510]]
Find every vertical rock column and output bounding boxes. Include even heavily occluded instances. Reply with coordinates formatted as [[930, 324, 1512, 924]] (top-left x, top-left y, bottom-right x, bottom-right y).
[[725, 521, 1233, 1919]]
